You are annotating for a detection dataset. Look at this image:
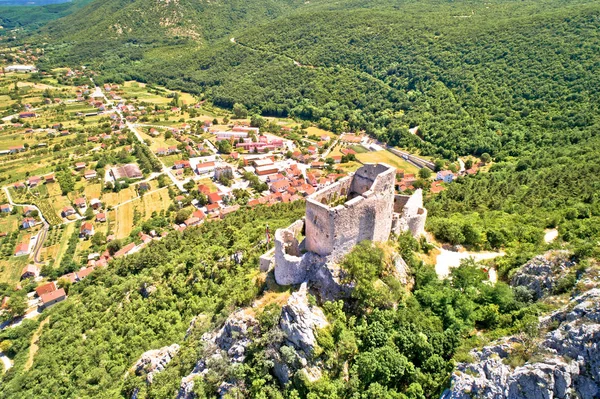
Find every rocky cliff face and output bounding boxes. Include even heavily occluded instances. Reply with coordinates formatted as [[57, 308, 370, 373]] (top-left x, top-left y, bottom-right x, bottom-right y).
[[176, 309, 259, 399], [510, 251, 575, 299], [176, 283, 329, 398], [133, 344, 180, 384], [273, 283, 328, 385], [441, 288, 600, 399]]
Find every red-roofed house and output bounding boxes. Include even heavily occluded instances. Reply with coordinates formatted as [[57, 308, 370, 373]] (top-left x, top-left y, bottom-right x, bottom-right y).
[[22, 218, 36, 229], [84, 170, 97, 180], [80, 222, 94, 237], [206, 203, 220, 213], [174, 160, 190, 169], [430, 181, 446, 194], [40, 288, 66, 308], [20, 264, 39, 279], [74, 197, 86, 208], [35, 281, 57, 297], [77, 267, 95, 280], [193, 209, 206, 220], [208, 192, 222, 204], [198, 184, 212, 195], [196, 161, 216, 175], [270, 180, 290, 193], [114, 242, 136, 258]]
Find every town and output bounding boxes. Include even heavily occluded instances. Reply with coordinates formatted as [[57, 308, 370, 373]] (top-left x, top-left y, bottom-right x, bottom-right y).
[[0, 46, 488, 327]]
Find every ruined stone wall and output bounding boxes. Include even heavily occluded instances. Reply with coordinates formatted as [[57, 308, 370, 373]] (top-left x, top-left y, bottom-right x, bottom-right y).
[[350, 163, 394, 195], [310, 177, 352, 204], [274, 219, 309, 285], [392, 189, 427, 237], [305, 163, 396, 257]]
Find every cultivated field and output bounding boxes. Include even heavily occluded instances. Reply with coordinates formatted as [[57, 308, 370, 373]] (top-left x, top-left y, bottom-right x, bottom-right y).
[[356, 150, 420, 174]]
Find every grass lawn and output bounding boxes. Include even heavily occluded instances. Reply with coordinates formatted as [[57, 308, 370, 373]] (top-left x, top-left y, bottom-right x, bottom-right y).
[[53, 222, 75, 269], [0, 255, 29, 286], [305, 127, 337, 140], [356, 150, 420, 174], [335, 161, 362, 173], [84, 183, 103, 199], [349, 145, 368, 154], [141, 188, 171, 217], [102, 187, 137, 208], [0, 214, 19, 234], [196, 178, 218, 193], [115, 187, 171, 239], [115, 202, 135, 239], [138, 129, 180, 152]]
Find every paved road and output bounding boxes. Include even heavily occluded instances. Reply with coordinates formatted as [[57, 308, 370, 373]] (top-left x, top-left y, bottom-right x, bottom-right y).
[[387, 147, 436, 170], [322, 138, 339, 158]]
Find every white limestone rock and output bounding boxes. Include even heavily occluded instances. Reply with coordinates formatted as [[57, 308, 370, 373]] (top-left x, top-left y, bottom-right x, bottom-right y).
[[133, 344, 180, 384], [441, 289, 600, 399], [510, 251, 575, 299], [279, 283, 328, 356]]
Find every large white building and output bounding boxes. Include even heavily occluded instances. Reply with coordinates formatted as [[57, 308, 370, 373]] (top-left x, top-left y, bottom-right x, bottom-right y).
[[6, 65, 37, 73]]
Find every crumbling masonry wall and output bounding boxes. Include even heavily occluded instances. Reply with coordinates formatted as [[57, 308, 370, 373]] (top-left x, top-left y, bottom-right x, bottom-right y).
[[274, 219, 308, 285], [270, 163, 427, 287], [305, 163, 396, 258], [392, 189, 427, 237]]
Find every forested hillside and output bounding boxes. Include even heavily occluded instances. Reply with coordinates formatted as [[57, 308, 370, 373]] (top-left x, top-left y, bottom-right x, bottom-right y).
[[0, 203, 305, 397], [0, 0, 92, 35], [1, 0, 599, 397]]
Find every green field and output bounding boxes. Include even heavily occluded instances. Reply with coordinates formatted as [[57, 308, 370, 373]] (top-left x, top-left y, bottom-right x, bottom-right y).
[[356, 150, 420, 174]]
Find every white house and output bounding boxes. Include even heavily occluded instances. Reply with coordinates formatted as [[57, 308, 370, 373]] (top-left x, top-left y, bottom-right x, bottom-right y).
[[436, 170, 455, 183]]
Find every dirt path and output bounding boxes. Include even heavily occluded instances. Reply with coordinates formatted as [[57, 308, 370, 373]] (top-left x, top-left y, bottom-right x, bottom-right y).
[[544, 228, 559, 243], [24, 316, 49, 371], [229, 37, 393, 90], [435, 247, 504, 280], [0, 353, 12, 372]]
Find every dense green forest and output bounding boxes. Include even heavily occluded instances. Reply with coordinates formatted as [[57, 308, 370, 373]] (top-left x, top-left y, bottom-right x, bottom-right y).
[[35, 0, 598, 266], [0, 0, 92, 35], [0, 203, 305, 397]]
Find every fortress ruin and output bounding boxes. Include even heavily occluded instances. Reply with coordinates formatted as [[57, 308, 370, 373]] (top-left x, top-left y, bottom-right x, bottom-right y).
[[268, 163, 427, 287]]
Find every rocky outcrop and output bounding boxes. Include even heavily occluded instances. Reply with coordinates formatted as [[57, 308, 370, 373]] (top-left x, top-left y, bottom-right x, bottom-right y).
[[280, 283, 328, 355], [441, 288, 600, 399], [272, 283, 328, 385], [133, 344, 180, 384], [177, 310, 258, 399], [393, 254, 413, 287], [510, 251, 575, 299], [176, 284, 330, 397]]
